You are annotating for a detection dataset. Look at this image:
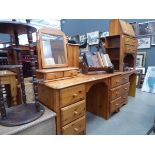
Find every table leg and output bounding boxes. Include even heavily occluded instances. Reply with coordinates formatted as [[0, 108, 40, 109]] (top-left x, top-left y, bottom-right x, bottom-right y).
[[10, 76, 17, 106]]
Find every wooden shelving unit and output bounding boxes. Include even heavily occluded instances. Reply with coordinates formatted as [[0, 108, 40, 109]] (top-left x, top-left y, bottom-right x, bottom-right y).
[[105, 19, 137, 72]]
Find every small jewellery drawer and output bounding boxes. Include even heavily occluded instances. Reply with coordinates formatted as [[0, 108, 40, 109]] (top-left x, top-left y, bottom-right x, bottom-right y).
[[111, 75, 122, 88], [46, 72, 63, 80], [121, 82, 130, 94], [110, 86, 122, 101], [61, 100, 86, 126], [64, 70, 78, 77], [121, 74, 129, 84], [62, 116, 86, 135], [60, 84, 85, 107], [110, 97, 122, 113]]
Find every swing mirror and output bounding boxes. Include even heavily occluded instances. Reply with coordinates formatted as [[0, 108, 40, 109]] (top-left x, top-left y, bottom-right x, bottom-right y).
[[37, 28, 68, 69]]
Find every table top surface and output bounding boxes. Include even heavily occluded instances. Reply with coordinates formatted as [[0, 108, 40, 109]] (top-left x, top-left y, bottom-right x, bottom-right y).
[[0, 70, 16, 77], [44, 70, 136, 89], [0, 21, 37, 35]]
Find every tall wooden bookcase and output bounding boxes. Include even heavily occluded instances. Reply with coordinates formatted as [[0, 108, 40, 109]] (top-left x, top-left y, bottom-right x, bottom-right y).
[[105, 19, 137, 71]]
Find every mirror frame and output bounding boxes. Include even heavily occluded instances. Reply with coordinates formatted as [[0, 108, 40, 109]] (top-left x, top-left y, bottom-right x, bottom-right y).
[[37, 28, 68, 69]]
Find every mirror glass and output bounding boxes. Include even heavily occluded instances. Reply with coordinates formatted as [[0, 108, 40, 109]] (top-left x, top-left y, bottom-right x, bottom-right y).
[[41, 33, 66, 66]]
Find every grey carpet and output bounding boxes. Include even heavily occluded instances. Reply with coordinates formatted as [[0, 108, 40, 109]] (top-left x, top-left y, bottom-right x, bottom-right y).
[[86, 89, 155, 135]]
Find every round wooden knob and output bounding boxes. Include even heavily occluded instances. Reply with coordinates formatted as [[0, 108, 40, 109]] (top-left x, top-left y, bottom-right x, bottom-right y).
[[74, 111, 78, 115], [74, 128, 79, 132], [116, 80, 119, 83], [123, 78, 127, 80], [124, 88, 127, 90], [73, 93, 78, 97]]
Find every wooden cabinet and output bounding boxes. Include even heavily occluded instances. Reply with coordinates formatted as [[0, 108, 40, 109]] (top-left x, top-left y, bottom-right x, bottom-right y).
[[105, 35, 137, 71]]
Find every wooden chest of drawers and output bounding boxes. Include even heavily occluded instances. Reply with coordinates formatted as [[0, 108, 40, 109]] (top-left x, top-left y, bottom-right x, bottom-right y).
[[109, 73, 130, 115]]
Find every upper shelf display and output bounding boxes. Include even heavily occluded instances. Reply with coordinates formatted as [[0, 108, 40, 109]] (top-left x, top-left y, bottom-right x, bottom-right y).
[[37, 28, 68, 69]]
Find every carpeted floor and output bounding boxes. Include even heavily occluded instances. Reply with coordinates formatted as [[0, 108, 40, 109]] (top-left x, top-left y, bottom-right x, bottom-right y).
[[86, 89, 155, 135]]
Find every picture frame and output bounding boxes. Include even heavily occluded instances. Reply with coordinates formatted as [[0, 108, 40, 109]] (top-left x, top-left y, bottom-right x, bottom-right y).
[[130, 21, 138, 36], [142, 66, 155, 93], [70, 35, 80, 44], [137, 37, 151, 49], [136, 52, 146, 67], [37, 28, 68, 69], [79, 34, 87, 43], [151, 35, 155, 45], [87, 31, 99, 45], [138, 21, 155, 36]]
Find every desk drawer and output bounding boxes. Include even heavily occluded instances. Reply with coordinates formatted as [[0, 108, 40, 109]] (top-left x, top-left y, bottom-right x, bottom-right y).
[[64, 70, 78, 77], [0, 76, 10, 84], [60, 84, 85, 107], [61, 100, 86, 126], [121, 82, 130, 94], [110, 97, 122, 113], [110, 86, 121, 101], [111, 75, 122, 88], [121, 74, 129, 84], [121, 92, 128, 104], [62, 116, 86, 135]]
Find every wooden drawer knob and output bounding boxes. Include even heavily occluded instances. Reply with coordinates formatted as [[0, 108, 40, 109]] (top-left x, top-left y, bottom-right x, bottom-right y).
[[74, 111, 78, 115], [123, 97, 126, 99], [123, 78, 127, 80], [124, 88, 128, 90], [116, 80, 120, 83], [116, 103, 119, 106], [74, 128, 79, 132], [73, 93, 78, 97]]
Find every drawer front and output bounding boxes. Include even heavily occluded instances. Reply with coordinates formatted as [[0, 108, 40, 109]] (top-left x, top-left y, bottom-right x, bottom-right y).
[[121, 92, 128, 104], [64, 70, 78, 77], [110, 97, 122, 113], [111, 75, 122, 88], [46, 72, 63, 80], [61, 100, 86, 126], [62, 116, 86, 135], [125, 45, 136, 53], [60, 84, 85, 107], [110, 86, 121, 101], [121, 74, 129, 84], [121, 82, 130, 94], [124, 36, 137, 46]]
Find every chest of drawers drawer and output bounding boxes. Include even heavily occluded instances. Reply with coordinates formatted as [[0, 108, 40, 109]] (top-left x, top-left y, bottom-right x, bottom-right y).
[[60, 84, 85, 107], [62, 116, 86, 135], [121, 82, 130, 94], [110, 86, 121, 101], [121, 74, 129, 84], [111, 75, 122, 88], [61, 100, 86, 126], [110, 97, 122, 113], [121, 92, 128, 104]]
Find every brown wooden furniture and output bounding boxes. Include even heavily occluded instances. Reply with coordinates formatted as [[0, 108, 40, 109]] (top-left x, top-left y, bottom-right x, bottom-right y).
[[36, 28, 80, 81], [105, 35, 137, 71], [37, 28, 68, 69], [38, 70, 136, 135], [109, 19, 135, 37], [106, 19, 137, 72], [0, 70, 17, 106]]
